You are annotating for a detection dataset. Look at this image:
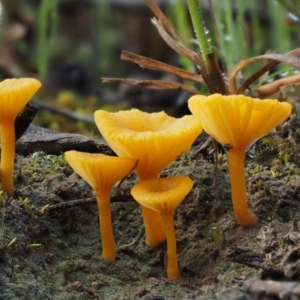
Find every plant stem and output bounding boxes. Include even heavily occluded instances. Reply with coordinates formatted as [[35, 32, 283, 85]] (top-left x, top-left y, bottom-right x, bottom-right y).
[[187, 0, 212, 62], [37, 0, 58, 78], [169, 0, 194, 72], [187, 0, 229, 94]]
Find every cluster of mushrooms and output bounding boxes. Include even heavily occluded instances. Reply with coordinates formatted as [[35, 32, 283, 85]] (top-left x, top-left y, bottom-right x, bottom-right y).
[[66, 95, 291, 280], [66, 110, 202, 280], [0, 78, 292, 280]]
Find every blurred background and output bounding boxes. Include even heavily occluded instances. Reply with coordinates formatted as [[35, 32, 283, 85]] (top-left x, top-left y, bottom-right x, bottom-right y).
[[0, 0, 300, 135]]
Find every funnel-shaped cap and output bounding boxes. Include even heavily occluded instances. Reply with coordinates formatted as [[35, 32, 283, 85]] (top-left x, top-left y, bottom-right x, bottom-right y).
[[0, 78, 41, 122], [189, 94, 292, 151], [94, 109, 202, 180], [65, 151, 137, 191], [131, 176, 193, 213]]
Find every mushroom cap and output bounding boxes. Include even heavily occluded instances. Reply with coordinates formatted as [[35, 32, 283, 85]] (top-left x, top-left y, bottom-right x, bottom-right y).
[[131, 176, 193, 213], [188, 94, 292, 151], [0, 78, 41, 122], [65, 151, 137, 191], [94, 109, 202, 180]]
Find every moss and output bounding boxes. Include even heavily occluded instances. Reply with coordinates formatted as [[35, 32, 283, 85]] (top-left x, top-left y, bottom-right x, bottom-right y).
[[1, 141, 300, 298]]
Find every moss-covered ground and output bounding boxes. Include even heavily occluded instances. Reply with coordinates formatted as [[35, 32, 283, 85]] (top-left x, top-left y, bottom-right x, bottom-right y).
[[1, 127, 300, 299]]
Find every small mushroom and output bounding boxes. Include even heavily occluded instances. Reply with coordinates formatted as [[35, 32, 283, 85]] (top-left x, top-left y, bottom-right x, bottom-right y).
[[94, 109, 202, 247], [65, 150, 137, 261], [0, 78, 41, 196], [189, 94, 292, 226], [131, 176, 193, 280]]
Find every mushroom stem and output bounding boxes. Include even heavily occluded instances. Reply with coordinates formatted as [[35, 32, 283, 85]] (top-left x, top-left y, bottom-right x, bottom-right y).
[[139, 174, 165, 247], [141, 207, 165, 247], [96, 189, 116, 261], [227, 149, 258, 227], [161, 210, 180, 280], [0, 121, 16, 197]]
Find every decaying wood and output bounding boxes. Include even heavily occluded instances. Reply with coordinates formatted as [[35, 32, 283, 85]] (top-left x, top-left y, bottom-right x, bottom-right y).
[[15, 126, 115, 156], [244, 278, 300, 299], [224, 247, 265, 269], [225, 247, 285, 279], [15, 103, 39, 141]]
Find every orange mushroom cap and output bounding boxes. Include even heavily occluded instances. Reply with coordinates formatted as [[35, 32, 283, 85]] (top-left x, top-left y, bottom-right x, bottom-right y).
[[64, 151, 136, 191], [188, 94, 292, 151], [131, 176, 193, 280], [131, 176, 193, 213], [65, 150, 137, 261], [189, 94, 292, 227], [0, 78, 41, 197], [0, 78, 41, 122], [94, 109, 203, 180]]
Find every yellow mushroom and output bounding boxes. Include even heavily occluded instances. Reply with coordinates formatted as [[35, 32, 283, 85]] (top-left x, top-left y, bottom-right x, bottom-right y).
[[131, 176, 193, 280], [0, 78, 41, 196], [188, 94, 292, 226], [94, 109, 202, 247], [65, 150, 137, 261]]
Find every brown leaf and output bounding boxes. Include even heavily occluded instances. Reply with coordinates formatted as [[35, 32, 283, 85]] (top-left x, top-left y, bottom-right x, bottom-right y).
[[257, 73, 300, 97], [229, 49, 300, 94]]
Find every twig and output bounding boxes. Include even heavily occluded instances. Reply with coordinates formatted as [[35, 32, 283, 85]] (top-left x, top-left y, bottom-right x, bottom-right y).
[[47, 198, 96, 211], [151, 18, 228, 94], [236, 60, 280, 95], [121, 50, 204, 84], [191, 136, 213, 158], [46, 194, 135, 211], [151, 18, 203, 69], [234, 48, 300, 94], [32, 100, 94, 124], [144, 0, 181, 40], [118, 227, 144, 251], [102, 78, 200, 94]]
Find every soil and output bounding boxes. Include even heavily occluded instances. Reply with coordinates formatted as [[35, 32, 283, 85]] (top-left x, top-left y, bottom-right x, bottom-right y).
[[1, 122, 300, 300]]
